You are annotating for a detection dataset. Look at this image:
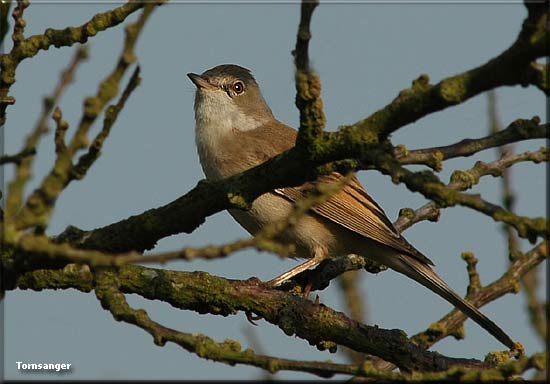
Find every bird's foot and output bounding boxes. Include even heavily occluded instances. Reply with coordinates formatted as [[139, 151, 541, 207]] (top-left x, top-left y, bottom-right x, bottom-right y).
[[245, 311, 262, 325]]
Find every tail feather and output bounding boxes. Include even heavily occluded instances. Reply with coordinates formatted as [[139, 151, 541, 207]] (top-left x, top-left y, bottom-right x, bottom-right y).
[[391, 254, 515, 350]]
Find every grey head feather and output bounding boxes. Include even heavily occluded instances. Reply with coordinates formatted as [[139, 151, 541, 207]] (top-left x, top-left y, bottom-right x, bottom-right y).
[[200, 64, 256, 87], [199, 64, 274, 122]]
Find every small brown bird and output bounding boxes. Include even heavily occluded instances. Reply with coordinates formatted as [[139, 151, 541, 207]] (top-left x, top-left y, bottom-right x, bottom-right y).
[[188, 64, 516, 350]]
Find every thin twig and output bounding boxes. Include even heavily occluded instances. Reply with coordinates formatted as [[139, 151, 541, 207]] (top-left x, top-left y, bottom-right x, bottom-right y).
[[397, 118, 547, 171], [461, 252, 482, 297], [52, 107, 69, 154], [293, 0, 317, 72], [0, 0, 151, 125], [4, 45, 87, 219], [14, 174, 354, 268], [0, 0, 11, 48], [11, 4, 158, 231], [489, 92, 547, 351], [412, 241, 547, 348], [337, 270, 367, 365], [0, 147, 35, 165], [241, 325, 275, 381], [71, 65, 141, 181], [288, 149, 548, 294], [10, 0, 28, 50], [293, 0, 325, 150], [488, 91, 520, 258], [366, 147, 549, 243]]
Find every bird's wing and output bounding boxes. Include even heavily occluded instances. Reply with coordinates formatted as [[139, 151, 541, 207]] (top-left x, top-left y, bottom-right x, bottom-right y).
[[275, 173, 434, 266], [229, 122, 433, 265]]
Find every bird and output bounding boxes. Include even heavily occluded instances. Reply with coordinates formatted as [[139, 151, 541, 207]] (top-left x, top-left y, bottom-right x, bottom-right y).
[[187, 63, 516, 350]]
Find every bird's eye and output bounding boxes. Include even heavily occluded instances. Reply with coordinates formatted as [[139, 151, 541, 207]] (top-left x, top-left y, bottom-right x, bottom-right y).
[[232, 81, 245, 95]]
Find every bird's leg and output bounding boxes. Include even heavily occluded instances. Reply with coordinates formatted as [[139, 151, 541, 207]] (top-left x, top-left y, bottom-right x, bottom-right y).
[[303, 279, 314, 299], [303, 259, 330, 299], [246, 251, 325, 325], [267, 247, 327, 289]]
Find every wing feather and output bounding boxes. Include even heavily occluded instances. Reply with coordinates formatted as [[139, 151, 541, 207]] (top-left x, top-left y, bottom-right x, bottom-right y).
[[275, 173, 434, 265]]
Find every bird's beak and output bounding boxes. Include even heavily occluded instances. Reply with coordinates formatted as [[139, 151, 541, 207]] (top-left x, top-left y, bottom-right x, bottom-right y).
[[187, 73, 216, 90]]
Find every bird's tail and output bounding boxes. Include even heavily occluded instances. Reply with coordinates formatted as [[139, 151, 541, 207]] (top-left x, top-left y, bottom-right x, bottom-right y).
[[387, 254, 516, 350]]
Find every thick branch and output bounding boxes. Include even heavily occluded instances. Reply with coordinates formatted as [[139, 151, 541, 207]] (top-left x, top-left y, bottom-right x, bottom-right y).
[[95, 270, 545, 380], [93, 269, 361, 379], [13, 263, 491, 373], [12, 264, 542, 379], [331, 4, 548, 142], [52, 146, 311, 253], [50, 143, 547, 260]]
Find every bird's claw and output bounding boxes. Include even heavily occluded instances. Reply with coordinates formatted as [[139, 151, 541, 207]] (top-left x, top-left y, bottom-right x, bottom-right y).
[[245, 311, 263, 325]]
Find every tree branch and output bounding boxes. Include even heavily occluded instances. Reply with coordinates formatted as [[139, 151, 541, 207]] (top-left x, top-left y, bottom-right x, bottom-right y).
[[12, 265, 542, 379], [488, 92, 547, 348], [96, 269, 544, 380], [30, 0, 547, 256], [329, 2, 548, 142], [397, 118, 548, 171], [0, 1, 11, 48], [412, 241, 547, 349], [10, 175, 351, 271], [0, 0, 153, 126], [49, 144, 547, 264], [0, 147, 35, 165], [9, 4, 157, 231], [4, 45, 88, 219], [70, 65, 141, 181], [282, 149, 548, 293], [93, 268, 358, 379], [13, 263, 492, 373], [337, 270, 367, 364], [10, 0, 28, 51], [361, 147, 548, 243], [293, 0, 326, 155], [52, 107, 69, 154]]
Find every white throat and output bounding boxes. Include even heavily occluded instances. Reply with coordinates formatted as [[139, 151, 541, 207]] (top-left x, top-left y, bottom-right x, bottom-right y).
[[193, 90, 268, 180]]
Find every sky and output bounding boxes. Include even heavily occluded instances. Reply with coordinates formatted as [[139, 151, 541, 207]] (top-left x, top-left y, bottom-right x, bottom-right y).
[[2, 1, 547, 380]]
